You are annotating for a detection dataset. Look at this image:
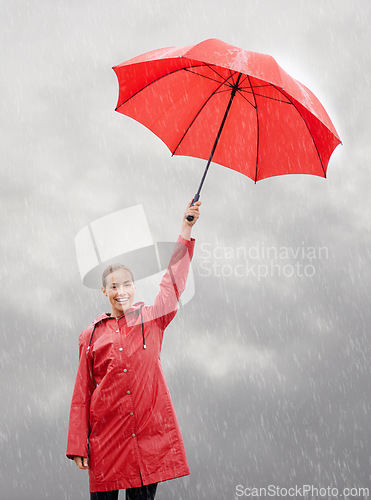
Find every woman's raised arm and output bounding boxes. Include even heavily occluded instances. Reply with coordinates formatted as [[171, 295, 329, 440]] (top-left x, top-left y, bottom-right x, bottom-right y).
[[150, 200, 201, 329]]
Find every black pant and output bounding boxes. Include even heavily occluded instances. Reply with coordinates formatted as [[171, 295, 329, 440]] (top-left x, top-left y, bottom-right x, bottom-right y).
[[90, 483, 157, 500]]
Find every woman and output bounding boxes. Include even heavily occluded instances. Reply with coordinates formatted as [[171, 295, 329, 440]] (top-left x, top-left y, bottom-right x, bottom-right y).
[[66, 200, 201, 500]]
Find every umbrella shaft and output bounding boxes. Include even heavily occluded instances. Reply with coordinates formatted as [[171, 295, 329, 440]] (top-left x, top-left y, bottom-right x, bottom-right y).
[[193, 72, 243, 203]]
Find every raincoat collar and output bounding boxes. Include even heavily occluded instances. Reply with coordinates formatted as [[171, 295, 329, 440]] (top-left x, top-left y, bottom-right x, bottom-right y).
[[89, 302, 147, 350], [92, 302, 146, 325]]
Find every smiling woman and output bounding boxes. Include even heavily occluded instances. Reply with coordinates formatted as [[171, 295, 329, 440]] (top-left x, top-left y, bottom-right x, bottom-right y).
[[101, 265, 136, 317], [66, 200, 201, 500]]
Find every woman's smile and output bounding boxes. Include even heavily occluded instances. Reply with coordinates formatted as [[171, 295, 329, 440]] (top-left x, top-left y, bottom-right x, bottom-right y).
[[115, 296, 129, 305]]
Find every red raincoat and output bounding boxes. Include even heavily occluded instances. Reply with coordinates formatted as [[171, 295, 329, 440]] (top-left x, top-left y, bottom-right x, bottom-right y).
[[66, 235, 194, 492]]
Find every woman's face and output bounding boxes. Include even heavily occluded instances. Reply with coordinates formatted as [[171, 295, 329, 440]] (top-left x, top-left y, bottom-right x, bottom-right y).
[[102, 269, 136, 317]]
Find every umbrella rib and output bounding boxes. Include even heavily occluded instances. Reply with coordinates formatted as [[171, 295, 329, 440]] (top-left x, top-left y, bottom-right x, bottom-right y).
[[184, 65, 235, 90], [239, 74, 249, 88], [214, 88, 238, 95], [253, 93, 291, 103], [239, 78, 273, 91], [171, 73, 237, 156], [183, 67, 225, 86], [244, 83, 272, 89], [239, 89, 291, 104], [206, 64, 235, 87], [236, 90, 256, 108], [246, 75, 260, 183], [271, 84, 326, 177], [229, 70, 237, 86], [115, 64, 213, 110]]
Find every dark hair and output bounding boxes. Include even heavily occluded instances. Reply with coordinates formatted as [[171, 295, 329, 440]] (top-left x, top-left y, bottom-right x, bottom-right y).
[[102, 263, 135, 288]]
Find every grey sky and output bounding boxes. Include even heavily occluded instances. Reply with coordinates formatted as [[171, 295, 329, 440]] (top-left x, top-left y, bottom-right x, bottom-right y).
[[1, 1, 370, 499]]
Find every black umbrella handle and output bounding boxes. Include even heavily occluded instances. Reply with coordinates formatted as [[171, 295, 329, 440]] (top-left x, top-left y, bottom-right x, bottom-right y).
[[186, 193, 200, 221]]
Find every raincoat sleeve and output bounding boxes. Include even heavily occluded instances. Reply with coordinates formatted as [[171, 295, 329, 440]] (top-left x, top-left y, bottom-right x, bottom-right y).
[[66, 331, 95, 460], [152, 234, 195, 329]]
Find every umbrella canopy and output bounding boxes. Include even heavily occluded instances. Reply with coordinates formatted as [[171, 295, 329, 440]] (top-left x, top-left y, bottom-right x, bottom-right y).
[[113, 38, 341, 185]]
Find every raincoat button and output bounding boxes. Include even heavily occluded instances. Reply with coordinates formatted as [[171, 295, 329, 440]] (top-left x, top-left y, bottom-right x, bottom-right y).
[[123, 369, 127, 373], [132, 433, 135, 437], [130, 412, 134, 416], [127, 390, 131, 394], [119, 348, 123, 351]]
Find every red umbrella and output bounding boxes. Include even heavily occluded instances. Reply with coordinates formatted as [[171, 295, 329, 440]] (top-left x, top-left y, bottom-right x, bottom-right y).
[[113, 39, 341, 217]]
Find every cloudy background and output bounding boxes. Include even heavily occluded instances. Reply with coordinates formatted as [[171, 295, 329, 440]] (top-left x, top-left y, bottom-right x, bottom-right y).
[[1, 1, 370, 499]]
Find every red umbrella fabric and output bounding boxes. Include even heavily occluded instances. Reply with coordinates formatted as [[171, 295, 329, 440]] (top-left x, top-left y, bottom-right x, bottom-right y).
[[113, 38, 341, 187]]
